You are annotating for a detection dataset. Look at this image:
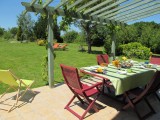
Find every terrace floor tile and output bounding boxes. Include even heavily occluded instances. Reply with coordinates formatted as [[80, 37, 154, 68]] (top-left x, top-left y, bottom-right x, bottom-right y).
[[0, 81, 160, 120]]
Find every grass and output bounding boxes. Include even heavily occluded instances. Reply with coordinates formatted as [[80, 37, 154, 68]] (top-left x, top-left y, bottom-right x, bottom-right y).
[[0, 39, 149, 94], [0, 40, 104, 94], [0, 40, 47, 94], [54, 43, 104, 83]]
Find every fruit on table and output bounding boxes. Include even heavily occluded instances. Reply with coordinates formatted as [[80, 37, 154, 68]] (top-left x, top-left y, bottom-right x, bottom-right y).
[[96, 67, 103, 73]]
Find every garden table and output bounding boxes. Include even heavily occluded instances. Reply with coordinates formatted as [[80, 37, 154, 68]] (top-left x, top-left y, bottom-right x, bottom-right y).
[[80, 63, 160, 95]]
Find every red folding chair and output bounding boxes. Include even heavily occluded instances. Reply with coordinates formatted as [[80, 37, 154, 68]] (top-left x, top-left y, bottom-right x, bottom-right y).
[[96, 54, 113, 93], [60, 64, 103, 120], [96, 54, 109, 65], [122, 71, 160, 120], [150, 56, 160, 65]]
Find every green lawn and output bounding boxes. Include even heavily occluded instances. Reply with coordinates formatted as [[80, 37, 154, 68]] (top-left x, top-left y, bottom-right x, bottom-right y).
[[54, 43, 104, 83], [0, 40, 104, 94], [0, 39, 149, 94]]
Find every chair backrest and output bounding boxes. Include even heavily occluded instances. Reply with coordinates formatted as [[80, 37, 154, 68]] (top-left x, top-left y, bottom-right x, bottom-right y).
[[0, 70, 18, 86], [134, 71, 160, 102], [96, 54, 109, 65], [60, 64, 82, 90], [150, 56, 160, 65], [147, 71, 160, 93]]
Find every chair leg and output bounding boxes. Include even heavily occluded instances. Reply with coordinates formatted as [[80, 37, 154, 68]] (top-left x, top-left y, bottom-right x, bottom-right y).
[[7, 88, 20, 112], [65, 95, 76, 109], [77, 96, 85, 104], [8, 103, 16, 112], [101, 79, 105, 94], [122, 93, 142, 120], [0, 87, 11, 99], [18, 83, 36, 101], [81, 94, 100, 120], [18, 88, 29, 101], [154, 92, 160, 102], [15, 87, 20, 105], [84, 94, 100, 112], [122, 93, 132, 110], [27, 83, 36, 94], [104, 79, 112, 93], [106, 87, 111, 93]]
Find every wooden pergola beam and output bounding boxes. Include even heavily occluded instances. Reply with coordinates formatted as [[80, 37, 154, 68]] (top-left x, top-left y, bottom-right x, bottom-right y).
[[83, 0, 112, 15], [43, 0, 53, 8], [104, 0, 154, 19], [23, 10, 28, 15], [21, 2, 125, 26], [113, 5, 160, 21], [67, 0, 83, 10], [76, 0, 99, 12], [97, 0, 141, 18], [47, 14, 54, 88], [90, 0, 127, 16], [54, 0, 68, 10], [122, 9, 160, 22], [30, 0, 37, 6]]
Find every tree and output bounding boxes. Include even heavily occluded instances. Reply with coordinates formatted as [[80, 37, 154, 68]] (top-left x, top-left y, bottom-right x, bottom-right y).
[[17, 12, 34, 41], [79, 21, 97, 53], [17, 26, 23, 41], [62, 30, 78, 43], [34, 16, 47, 39], [52, 15, 63, 43], [61, 0, 116, 53], [91, 24, 109, 47], [0, 27, 5, 37], [9, 27, 18, 38], [37, 1, 63, 42]]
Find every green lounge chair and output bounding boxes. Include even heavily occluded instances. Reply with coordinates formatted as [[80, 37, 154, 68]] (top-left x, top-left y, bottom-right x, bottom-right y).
[[0, 69, 35, 112]]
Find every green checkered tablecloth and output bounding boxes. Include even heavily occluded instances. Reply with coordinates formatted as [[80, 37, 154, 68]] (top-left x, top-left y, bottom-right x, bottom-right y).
[[81, 63, 160, 95]]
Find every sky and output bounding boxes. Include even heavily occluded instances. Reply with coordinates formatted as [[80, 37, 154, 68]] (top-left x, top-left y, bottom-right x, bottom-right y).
[[0, 0, 160, 32]]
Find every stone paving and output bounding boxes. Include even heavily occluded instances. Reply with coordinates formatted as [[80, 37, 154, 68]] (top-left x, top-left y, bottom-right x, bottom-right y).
[[0, 80, 160, 120]]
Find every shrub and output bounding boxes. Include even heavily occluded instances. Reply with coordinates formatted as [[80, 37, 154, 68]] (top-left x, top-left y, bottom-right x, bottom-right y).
[[119, 42, 150, 59], [75, 34, 86, 44], [17, 26, 22, 41], [37, 39, 46, 46], [63, 31, 78, 43], [3, 32, 12, 40]]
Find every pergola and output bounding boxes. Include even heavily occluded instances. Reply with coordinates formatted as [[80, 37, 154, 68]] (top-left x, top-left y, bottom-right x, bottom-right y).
[[21, 0, 160, 87]]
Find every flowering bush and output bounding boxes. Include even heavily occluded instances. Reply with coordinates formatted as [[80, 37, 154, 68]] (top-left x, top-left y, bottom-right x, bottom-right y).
[[37, 39, 46, 46], [112, 60, 120, 67], [122, 56, 127, 61]]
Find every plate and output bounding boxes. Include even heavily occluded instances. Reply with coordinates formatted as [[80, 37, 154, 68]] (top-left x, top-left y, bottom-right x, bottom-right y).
[[117, 70, 127, 75]]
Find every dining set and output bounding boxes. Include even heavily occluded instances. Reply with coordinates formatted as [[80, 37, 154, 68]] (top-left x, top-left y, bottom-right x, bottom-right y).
[[60, 54, 160, 120]]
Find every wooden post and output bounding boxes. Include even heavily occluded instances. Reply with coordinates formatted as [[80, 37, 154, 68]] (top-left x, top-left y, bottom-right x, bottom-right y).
[[111, 31, 116, 60], [47, 14, 54, 88]]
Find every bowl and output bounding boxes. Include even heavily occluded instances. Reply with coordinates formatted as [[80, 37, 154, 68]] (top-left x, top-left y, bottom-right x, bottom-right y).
[[121, 62, 133, 68]]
